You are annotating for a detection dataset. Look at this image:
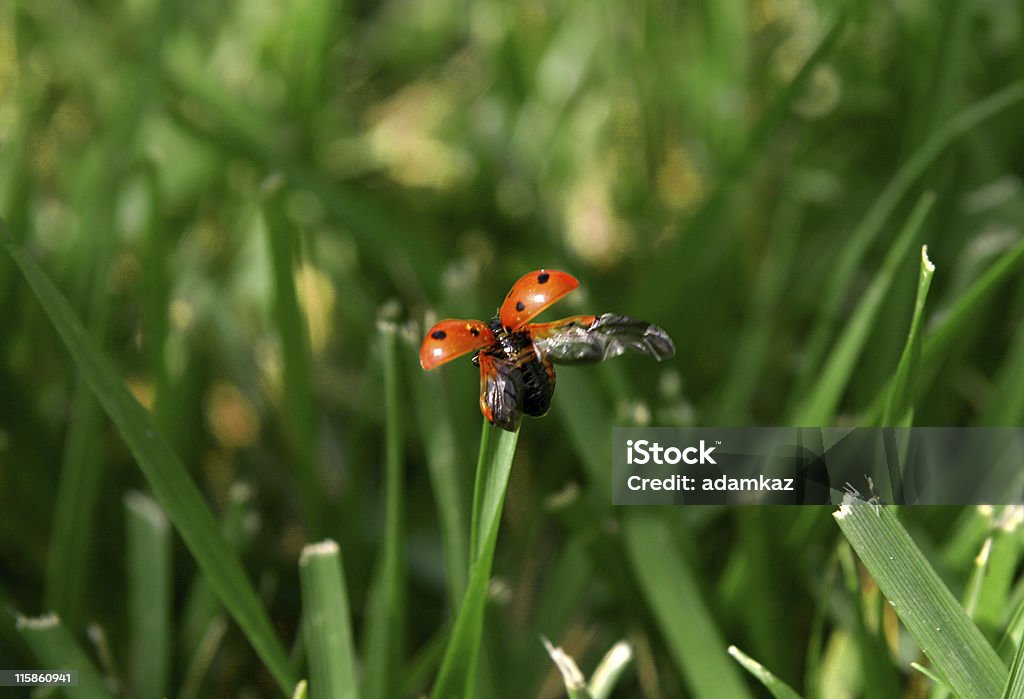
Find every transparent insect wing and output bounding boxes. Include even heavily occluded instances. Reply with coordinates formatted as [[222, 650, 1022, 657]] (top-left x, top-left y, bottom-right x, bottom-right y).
[[419, 319, 494, 370], [531, 313, 676, 364], [498, 269, 580, 331]]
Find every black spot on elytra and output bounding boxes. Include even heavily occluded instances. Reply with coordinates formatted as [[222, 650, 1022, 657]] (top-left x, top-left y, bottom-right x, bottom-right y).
[[537, 272, 550, 283], [431, 330, 447, 340], [515, 301, 525, 311], [470, 328, 480, 337]]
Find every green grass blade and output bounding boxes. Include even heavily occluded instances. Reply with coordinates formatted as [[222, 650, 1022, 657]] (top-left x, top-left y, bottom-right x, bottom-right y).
[[362, 321, 406, 699], [404, 326, 468, 607], [299, 540, 361, 699], [863, 237, 1024, 423], [793, 191, 934, 425], [921, 237, 1024, 369], [728, 645, 805, 699], [543, 638, 593, 699], [588, 641, 633, 699], [623, 511, 753, 699], [833, 497, 1007, 698], [1003, 635, 1024, 699], [1, 223, 297, 695], [125, 492, 172, 699], [882, 244, 936, 426], [44, 229, 115, 629], [15, 614, 113, 699], [182, 482, 255, 649], [431, 423, 519, 699], [795, 81, 1024, 399], [262, 184, 323, 536]]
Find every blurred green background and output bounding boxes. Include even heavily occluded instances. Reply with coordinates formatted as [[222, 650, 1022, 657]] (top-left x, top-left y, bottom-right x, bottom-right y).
[[2, 0, 1024, 697]]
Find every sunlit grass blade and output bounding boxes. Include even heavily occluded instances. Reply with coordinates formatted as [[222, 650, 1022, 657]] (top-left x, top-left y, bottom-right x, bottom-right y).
[[794, 81, 1024, 400], [403, 325, 468, 607], [299, 540, 360, 699], [882, 244, 936, 427], [834, 497, 1007, 698], [262, 183, 323, 536], [125, 492, 171, 699], [543, 637, 592, 699], [362, 321, 406, 699], [729, 645, 804, 699], [431, 423, 519, 699], [623, 511, 753, 699], [14, 613, 113, 699], [588, 641, 633, 699], [1, 223, 297, 695], [793, 191, 934, 425]]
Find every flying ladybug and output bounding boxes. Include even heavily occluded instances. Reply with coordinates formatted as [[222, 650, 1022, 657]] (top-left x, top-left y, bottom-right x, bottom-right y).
[[420, 269, 676, 431]]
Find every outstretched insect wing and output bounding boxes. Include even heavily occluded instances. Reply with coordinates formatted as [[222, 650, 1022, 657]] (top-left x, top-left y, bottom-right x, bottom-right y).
[[499, 269, 580, 331], [531, 313, 675, 365]]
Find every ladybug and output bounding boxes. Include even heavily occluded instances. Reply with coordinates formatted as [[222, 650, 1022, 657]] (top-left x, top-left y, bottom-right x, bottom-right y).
[[420, 269, 676, 431]]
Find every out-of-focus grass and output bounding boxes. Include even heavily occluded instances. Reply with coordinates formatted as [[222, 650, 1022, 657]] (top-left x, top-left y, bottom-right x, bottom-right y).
[[3, 0, 1024, 697]]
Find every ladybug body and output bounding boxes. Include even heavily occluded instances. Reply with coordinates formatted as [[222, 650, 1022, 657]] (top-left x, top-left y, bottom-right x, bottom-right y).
[[420, 269, 675, 431]]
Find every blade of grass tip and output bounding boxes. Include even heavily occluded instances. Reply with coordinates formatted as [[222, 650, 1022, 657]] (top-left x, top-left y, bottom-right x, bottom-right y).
[[622, 512, 753, 699], [293, 679, 309, 699], [588, 641, 633, 699], [125, 492, 172, 699], [15, 613, 113, 699], [542, 637, 593, 699], [362, 320, 406, 699], [792, 191, 935, 425], [403, 325, 469, 607], [794, 81, 1024, 400], [430, 423, 519, 699], [862, 236, 1024, 423], [262, 180, 324, 537], [1003, 634, 1024, 699], [833, 495, 1007, 698], [921, 236, 1024, 369], [728, 646, 805, 699], [0, 224, 296, 694], [882, 245, 936, 427], [790, 188, 937, 423], [300, 540, 360, 699]]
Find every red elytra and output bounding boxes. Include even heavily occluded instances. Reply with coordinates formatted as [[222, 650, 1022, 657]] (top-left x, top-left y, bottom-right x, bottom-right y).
[[420, 269, 675, 431]]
